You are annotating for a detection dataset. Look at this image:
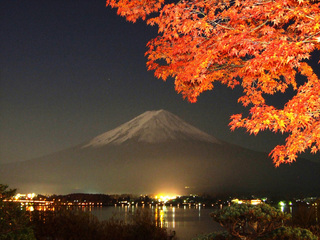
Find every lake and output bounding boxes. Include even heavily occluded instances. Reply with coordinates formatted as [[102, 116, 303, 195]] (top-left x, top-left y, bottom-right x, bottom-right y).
[[89, 205, 223, 240]]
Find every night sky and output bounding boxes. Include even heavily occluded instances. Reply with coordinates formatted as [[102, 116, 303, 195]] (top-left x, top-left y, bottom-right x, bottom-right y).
[[1, 0, 319, 164]]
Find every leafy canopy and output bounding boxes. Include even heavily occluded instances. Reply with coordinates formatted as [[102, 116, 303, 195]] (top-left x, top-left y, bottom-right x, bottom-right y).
[[106, 0, 320, 166], [207, 203, 318, 240], [211, 203, 290, 239], [0, 184, 36, 240]]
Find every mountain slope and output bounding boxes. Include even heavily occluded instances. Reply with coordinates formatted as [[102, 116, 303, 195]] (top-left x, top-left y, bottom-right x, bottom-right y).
[[0, 110, 319, 196]]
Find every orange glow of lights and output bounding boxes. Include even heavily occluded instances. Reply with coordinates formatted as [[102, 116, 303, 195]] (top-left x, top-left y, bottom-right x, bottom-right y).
[[154, 194, 177, 203], [232, 198, 262, 205]]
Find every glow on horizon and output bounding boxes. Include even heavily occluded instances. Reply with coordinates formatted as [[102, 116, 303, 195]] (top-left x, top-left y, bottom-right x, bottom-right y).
[[154, 194, 179, 203]]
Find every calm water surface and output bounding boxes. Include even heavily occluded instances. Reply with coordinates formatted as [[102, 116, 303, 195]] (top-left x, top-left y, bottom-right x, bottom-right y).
[[90, 206, 222, 240]]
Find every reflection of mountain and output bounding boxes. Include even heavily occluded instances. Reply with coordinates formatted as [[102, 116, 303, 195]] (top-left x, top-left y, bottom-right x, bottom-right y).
[[1, 110, 319, 196]]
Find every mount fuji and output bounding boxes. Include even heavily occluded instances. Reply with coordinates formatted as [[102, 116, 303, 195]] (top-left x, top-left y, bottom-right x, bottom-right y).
[[84, 110, 220, 146], [1, 110, 319, 196]]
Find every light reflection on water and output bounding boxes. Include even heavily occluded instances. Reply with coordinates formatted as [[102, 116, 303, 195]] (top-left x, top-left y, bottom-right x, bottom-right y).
[[25, 203, 319, 239], [90, 205, 222, 240]]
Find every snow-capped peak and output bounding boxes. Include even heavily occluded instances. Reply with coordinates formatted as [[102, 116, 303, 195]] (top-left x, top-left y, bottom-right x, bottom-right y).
[[83, 110, 220, 147]]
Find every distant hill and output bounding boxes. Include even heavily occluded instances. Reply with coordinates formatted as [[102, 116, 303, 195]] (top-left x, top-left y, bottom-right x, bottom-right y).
[[1, 110, 319, 196]]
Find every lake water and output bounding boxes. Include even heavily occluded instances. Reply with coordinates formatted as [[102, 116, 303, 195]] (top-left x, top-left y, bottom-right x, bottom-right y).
[[89, 206, 223, 240]]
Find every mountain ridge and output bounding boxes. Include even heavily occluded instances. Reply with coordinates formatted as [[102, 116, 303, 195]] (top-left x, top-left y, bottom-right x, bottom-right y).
[[0, 110, 319, 196]]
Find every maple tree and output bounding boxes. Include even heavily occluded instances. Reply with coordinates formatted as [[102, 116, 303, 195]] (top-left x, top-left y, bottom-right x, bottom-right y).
[[106, 0, 320, 166]]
